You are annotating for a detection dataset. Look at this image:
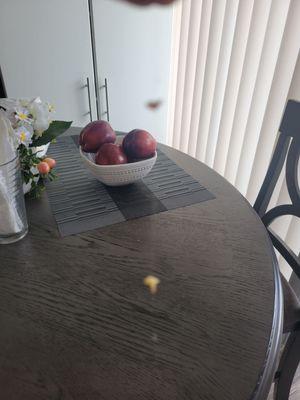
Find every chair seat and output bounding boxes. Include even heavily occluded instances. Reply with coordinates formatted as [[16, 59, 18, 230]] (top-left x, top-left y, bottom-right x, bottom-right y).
[[281, 274, 300, 333]]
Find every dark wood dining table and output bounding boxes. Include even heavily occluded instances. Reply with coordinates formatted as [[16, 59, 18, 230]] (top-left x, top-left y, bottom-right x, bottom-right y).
[[0, 129, 283, 400]]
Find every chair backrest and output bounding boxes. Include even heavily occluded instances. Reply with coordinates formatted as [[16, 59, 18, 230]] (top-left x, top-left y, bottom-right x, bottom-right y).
[[254, 100, 300, 279], [0, 66, 7, 98]]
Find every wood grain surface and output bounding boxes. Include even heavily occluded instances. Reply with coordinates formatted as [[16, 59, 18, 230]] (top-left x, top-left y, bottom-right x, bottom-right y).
[[0, 129, 280, 400]]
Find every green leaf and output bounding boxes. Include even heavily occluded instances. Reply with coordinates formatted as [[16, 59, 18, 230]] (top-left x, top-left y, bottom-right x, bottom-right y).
[[31, 120, 72, 146]]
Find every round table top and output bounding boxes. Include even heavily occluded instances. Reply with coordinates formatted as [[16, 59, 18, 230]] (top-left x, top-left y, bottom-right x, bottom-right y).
[[0, 138, 282, 400]]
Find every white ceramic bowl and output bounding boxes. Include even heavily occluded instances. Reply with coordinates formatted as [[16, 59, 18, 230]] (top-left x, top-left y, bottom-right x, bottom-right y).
[[79, 147, 157, 186]]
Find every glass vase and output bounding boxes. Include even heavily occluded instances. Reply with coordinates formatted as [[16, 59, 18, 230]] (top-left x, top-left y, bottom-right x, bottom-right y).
[[0, 155, 28, 244]]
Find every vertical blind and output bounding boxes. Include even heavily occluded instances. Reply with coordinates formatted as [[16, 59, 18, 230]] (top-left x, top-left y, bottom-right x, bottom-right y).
[[167, 0, 300, 279]]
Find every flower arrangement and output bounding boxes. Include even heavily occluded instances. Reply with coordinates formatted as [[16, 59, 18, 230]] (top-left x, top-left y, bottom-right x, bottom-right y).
[[0, 97, 72, 197]]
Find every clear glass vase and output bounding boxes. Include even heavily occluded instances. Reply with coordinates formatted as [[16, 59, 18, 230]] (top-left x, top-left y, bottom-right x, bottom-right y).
[[0, 155, 28, 244]]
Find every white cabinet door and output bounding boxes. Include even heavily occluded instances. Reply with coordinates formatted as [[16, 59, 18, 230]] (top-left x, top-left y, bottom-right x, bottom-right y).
[[0, 0, 96, 126], [93, 0, 173, 143]]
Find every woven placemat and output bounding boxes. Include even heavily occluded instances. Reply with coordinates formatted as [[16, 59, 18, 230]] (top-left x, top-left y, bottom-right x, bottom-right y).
[[45, 136, 215, 236]]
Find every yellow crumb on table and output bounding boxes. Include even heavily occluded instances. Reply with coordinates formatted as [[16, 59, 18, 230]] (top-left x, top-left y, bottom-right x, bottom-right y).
[[143, 275, 160, 294]]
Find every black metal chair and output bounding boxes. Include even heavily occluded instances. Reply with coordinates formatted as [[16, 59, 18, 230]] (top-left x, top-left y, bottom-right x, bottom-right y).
[[254, 99, 300, 400], [0, 66, 7, 98]]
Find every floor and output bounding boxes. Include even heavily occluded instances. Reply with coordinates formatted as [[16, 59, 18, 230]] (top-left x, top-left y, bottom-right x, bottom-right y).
[[267, 366, 300, 400]]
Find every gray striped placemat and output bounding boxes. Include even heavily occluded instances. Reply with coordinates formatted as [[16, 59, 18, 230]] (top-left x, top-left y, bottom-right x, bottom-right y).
[[45, 136, 215, 236]]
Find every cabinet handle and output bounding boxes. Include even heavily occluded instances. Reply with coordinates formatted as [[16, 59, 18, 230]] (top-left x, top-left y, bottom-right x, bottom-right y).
[[100, 78, 110, 122], [85, 77, 92, 122]]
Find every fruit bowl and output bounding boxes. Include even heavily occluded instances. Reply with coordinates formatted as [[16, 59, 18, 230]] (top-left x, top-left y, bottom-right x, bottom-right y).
[[79, 147, 157, 186]]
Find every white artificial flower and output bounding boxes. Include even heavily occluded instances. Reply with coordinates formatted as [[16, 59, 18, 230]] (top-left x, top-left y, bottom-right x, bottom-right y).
[[19, 99, 30, 108], [0, 97, 54, 138], [28, 97, 51, 135], [14, 125, 33, 147], [14, 107, 32, 123], [47, 102, 55, 113]]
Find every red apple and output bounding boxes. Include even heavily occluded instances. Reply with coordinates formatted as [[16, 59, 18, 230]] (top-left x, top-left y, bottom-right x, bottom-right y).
[[122, 129, 156, 159], [80, 120, 116, 153], [79, 130, 85, 145], [95, 143, 128, 165]]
